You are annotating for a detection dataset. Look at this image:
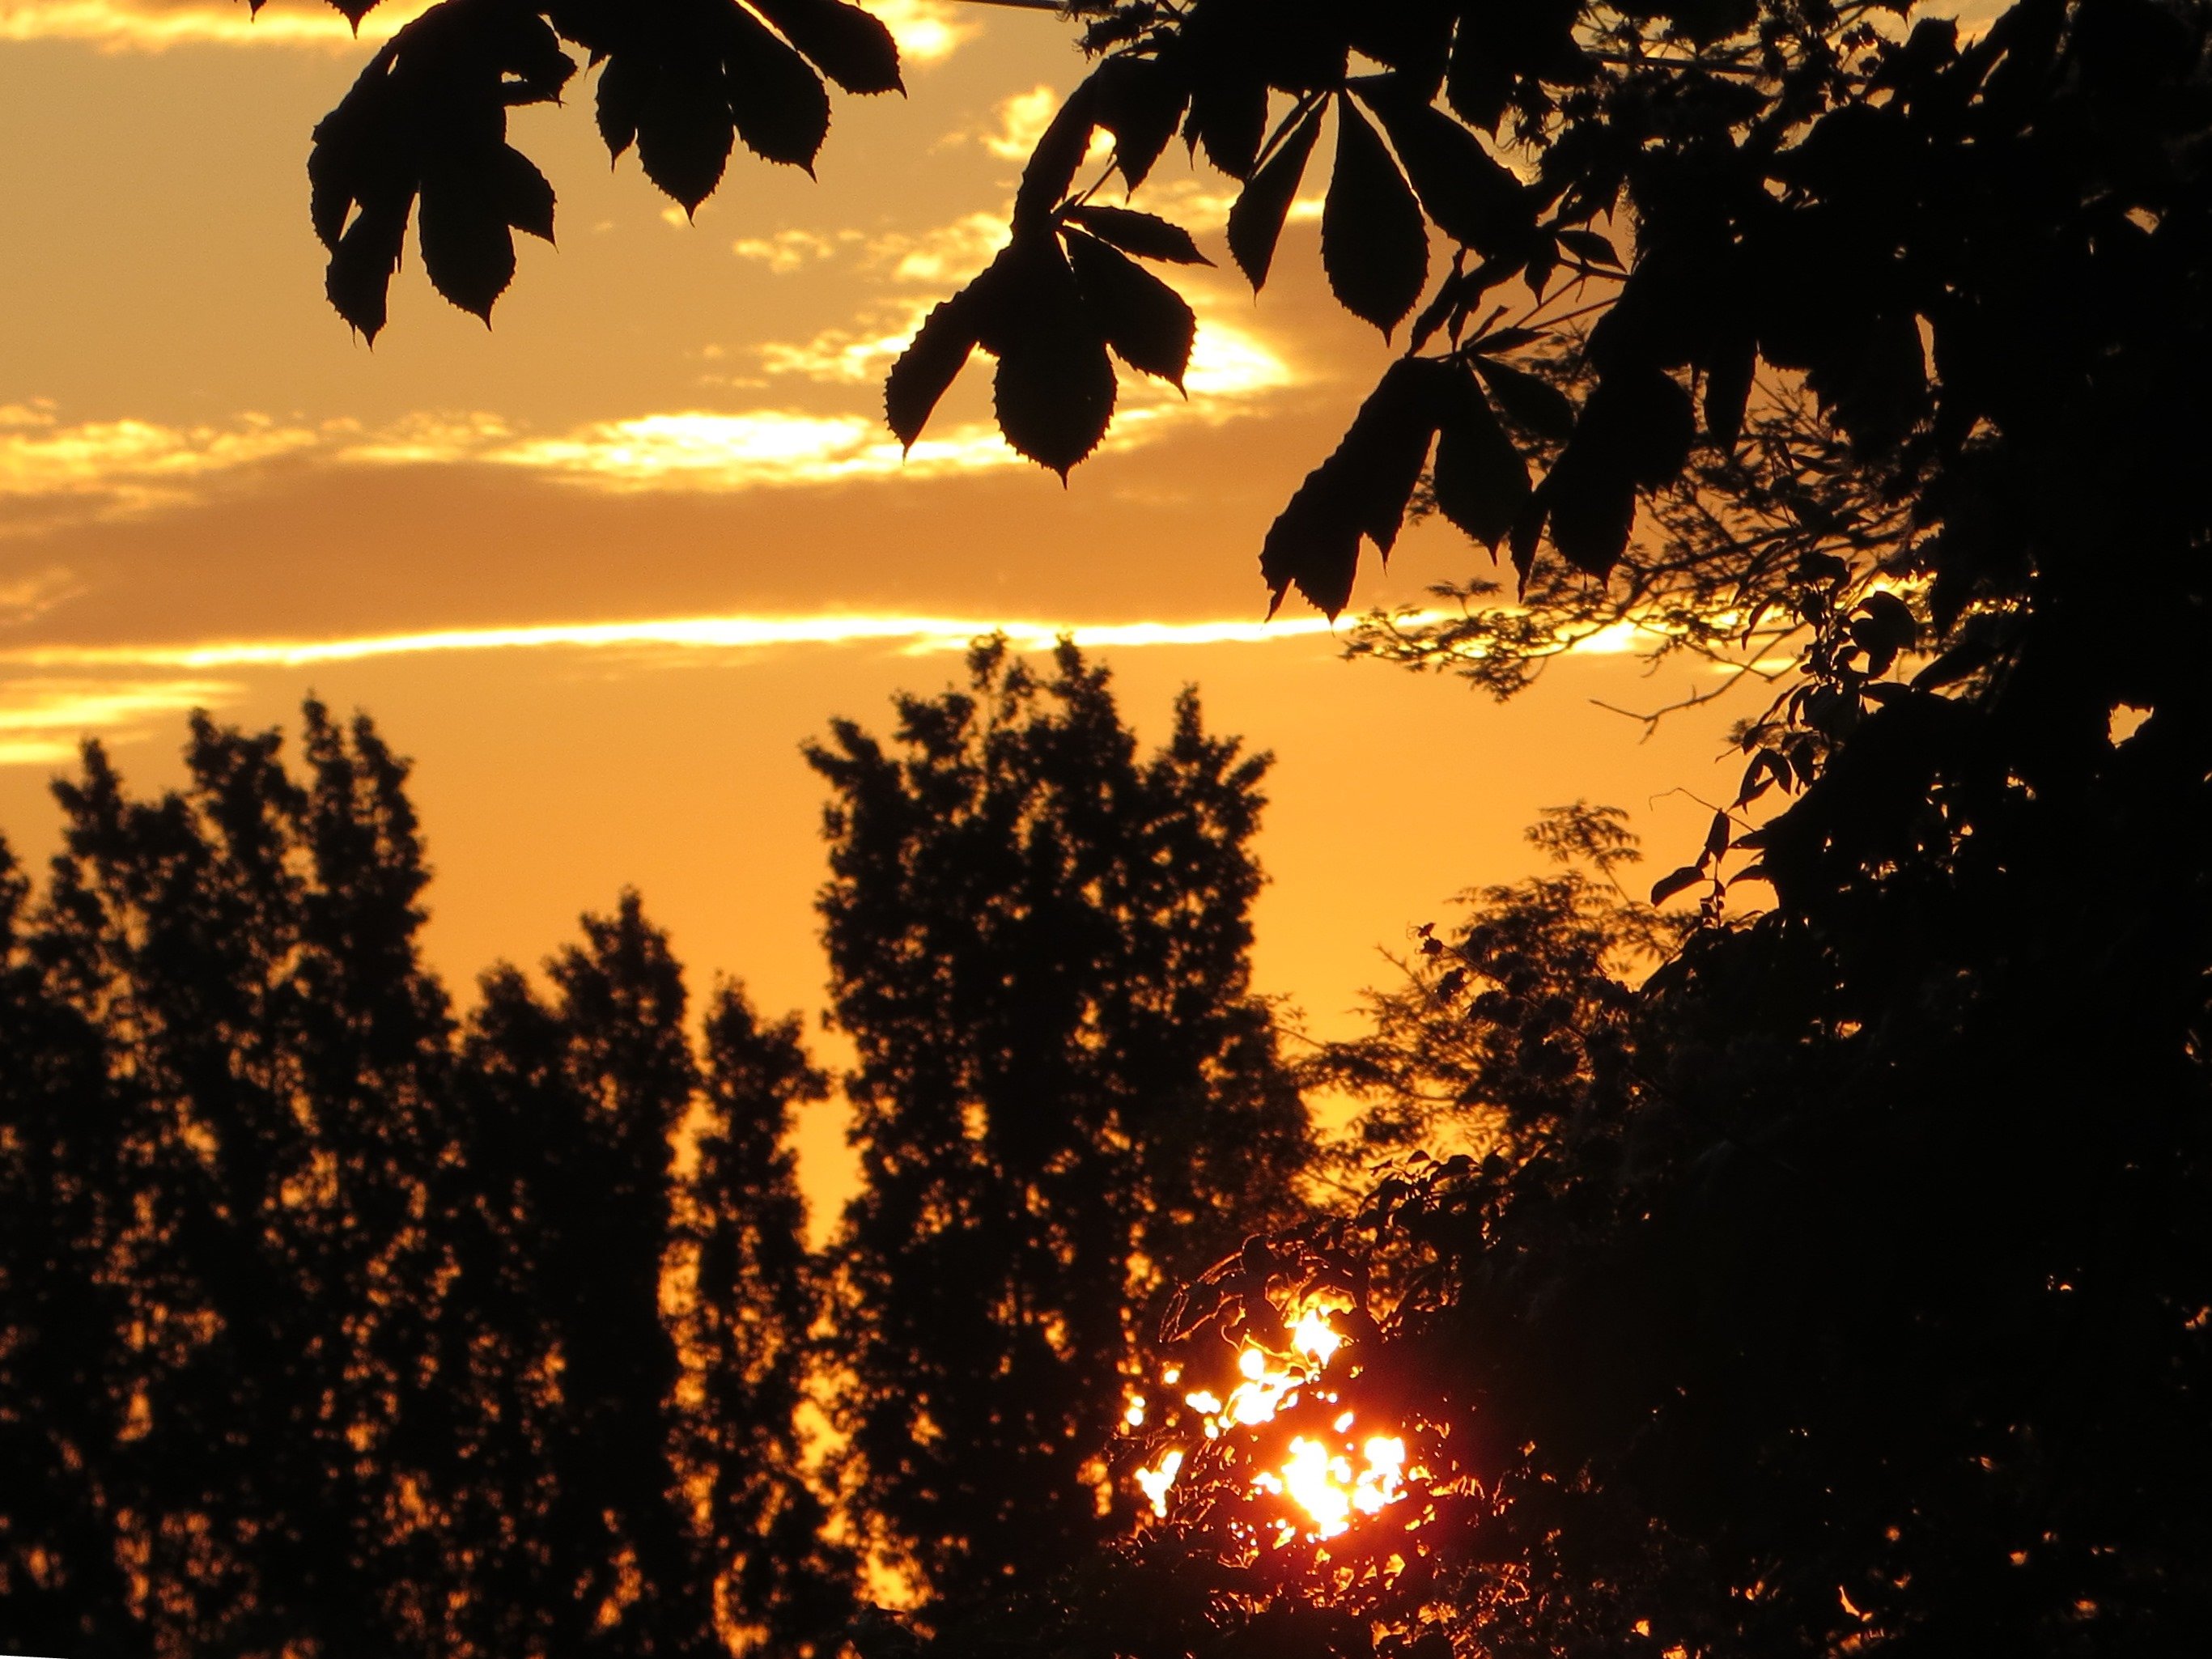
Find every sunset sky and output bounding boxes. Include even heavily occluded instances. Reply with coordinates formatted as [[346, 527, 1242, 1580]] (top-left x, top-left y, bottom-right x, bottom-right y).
[[0, 0, 1757, 1205]]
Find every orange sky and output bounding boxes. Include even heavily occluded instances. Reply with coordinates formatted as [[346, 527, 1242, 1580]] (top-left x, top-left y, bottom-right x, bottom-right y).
[[0, 0, 1756, 1210]]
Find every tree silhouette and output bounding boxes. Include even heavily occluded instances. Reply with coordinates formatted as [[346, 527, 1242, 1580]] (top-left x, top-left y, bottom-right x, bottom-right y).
[[459, 898, 719, 1657], [1310, 803, 1679, 1161], [0, 838, 140, 1654], [0, 710, 851, 1659], [682, 986, 856, 1656], [1, 706, 462, 1657], [31, 0, 2212, 1638], [806, 638, 1311, 1610]]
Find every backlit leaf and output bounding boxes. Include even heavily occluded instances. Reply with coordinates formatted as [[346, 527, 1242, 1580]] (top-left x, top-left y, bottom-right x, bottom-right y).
[[1185, 72, 1269, 180], [1065, 229, 1195, 390], [1323, 98, 1429, 335], [306, 0, 573, 337], [1475, 359, 1577, 442], [1013, 78, 1100, 229], [1430, 374, 1531, 550], [1556, 227, 1623, 267], [748, 0, 902, 95], [986, 238, 1117, 477], [1227, 105, 1322, 289], [720, 6, 834, 170], [886, 294, 983, 451], [636, 67, 737, 210], [1062, 206, 1211, 265], [1261, 359, 1448, 616], [1356, 77, 1531, 257], [1703, 331, 1756, 446], [1094, 53, 1189, 190]]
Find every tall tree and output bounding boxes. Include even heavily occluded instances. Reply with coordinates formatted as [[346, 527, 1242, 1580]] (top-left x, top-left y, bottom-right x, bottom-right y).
[[0, 711, 853, 1659], [461, 895, 796, 1659], [2, 706, 461, 1657], [808, 638, 1310, 1610], [0, 837, 139, 1656], [680, 986, 854, 1657]]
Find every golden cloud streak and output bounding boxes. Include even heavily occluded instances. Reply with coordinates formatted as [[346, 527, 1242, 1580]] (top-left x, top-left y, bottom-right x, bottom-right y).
[[0, 0, 969, 61], [0, 402, 325, 516], [0, 615, 1695, 766], [0, 613, 1373, 674], [0, 677, 243, 765], [0, 0, 433, 52], [0, 329, 1299, 520], [0, 610, 1699, 677]]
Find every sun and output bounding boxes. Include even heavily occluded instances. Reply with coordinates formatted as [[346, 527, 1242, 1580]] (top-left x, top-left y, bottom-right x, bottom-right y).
[[1131, 1298, 1415, 1543]]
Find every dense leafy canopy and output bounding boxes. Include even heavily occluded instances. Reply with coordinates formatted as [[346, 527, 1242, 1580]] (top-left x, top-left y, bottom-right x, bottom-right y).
[[808, 639, 1311, 1609], [0, 710, 844, 1658], [0, 664, 1318, 1653], [27, 0, 2211, 1651], [295, 0, 901, 333]]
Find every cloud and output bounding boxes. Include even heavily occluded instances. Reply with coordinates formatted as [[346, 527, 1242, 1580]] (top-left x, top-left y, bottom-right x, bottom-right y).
[[0, 0, 971, 62], [981, 84, 1059, 159], [0, 0, 434, 52], [0, 567, 83, 626], [0, 291, 1301, 528], [479, 410, 1024, 490], [0, 613, 1692, 763], [730, 227, 868, 274], [758, 295, 1300, 420], [0, 404, 328, 528], [2, 613, 1365, 675], [972, 83, 1116, 163], [0, 677, 241, 766], [2, 609, 1706, 678], [867, 0, 975, 67]]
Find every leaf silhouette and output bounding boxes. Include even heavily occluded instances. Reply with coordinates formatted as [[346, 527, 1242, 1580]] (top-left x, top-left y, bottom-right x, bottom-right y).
[[1062, 205, 1211, 265], [1013, 79, 1100, 229], [1475, 359, 1578, 442], [1541, 464, 1639, 574], [1533, 369, 1694, 574], [987, 237, 1117, 477], [1323, 97, 1429, 334], [634, 67, 738, 211], [720, 6, 834, 169], [1262, 359, 1448, 616], [596, 50, 650, 159], [1356, 76, 1531, 257], [1556, 227, 1623, 267], [885, 295, 983, 451], [1227, 104, 1322, 288], [418, 148, 558, 319], [307, 0, 574, 337], [1185, 70, 1269, 180], [1093, 53, 1189, 189], [1445, 15, 1514, 132], [748, 0, 902, 95], [1430, 373, 1531, 550], [1065, 229, 1196, 391], [1703, 330, 1756, 446]]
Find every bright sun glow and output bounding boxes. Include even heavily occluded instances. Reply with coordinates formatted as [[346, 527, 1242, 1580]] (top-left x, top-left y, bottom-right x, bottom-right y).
[[1132, 1300, 1412, 1542]]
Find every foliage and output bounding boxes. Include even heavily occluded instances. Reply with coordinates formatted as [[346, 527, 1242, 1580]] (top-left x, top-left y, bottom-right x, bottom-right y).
[[92, 0, 2212, 1647], [0, 707, 844, 1659], [1311, 803, 1680, 1160], [296, 0, 901, 335], [806, 638, 1312, 1611]]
